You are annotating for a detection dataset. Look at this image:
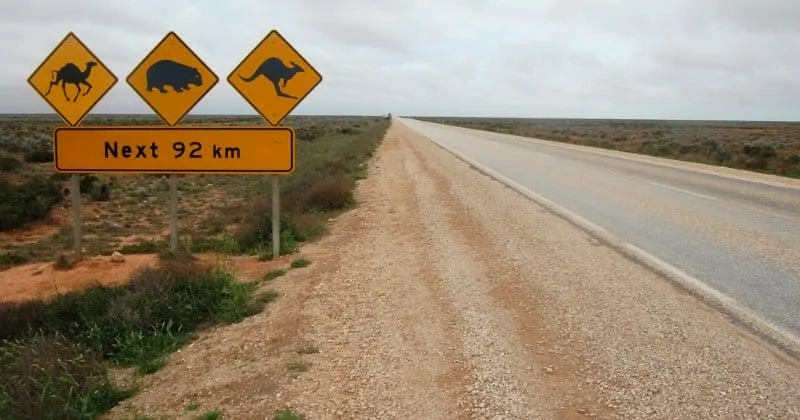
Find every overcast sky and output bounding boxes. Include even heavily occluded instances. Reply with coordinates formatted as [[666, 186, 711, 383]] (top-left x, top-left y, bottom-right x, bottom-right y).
[[1, 0, 799, 120]]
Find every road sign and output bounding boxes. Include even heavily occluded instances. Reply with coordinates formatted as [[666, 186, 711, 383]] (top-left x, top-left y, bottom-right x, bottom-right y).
[[227, 30, 323, 126], [127, 32, 218, 126], [27, 32, 118, 126], [54, 126, 295, 174]]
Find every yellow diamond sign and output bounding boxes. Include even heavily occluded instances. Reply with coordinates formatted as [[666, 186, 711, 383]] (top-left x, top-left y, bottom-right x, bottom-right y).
[[27, 32, 118, 126], [127, 32, 218, 126], [228, 30, 323, 126]]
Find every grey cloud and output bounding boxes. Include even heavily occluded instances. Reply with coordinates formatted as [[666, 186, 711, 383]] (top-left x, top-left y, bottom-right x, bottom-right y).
[[3, 1, 164, 33], [707, 0, 800, 33], [308, 20, 413, 54], [2, 0, 800, 120]]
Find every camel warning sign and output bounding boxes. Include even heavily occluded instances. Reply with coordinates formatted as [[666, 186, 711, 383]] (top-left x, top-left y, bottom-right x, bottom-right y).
[[227, 30, 323, 126], [27, 32, 118, 126], [127, 32, 219, 126]]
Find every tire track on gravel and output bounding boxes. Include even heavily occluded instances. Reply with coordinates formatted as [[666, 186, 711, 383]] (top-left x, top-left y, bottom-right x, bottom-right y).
[[398, 131, 612, 419], [401, 131, 614, 419]]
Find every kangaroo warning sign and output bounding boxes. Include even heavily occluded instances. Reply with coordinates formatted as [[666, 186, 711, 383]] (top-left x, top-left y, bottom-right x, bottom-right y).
[[227, 30, 323, 126], [127, 32, 219, 126], [27, 32, 118, 126], [53, 126, 295, 174]]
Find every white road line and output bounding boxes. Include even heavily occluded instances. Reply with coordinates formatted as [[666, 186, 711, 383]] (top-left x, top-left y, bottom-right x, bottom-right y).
[[645, 181, 718, 200]]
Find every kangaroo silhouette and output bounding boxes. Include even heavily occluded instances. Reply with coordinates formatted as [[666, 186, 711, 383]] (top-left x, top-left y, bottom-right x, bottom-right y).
[[44, 61, 97, 102], [238, 57, 304, 99]]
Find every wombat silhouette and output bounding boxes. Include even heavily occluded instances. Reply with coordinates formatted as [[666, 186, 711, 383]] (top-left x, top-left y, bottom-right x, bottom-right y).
[[44, 61, 98, 102], [238, 57, 304, 99], [146, 59, 203, 94]]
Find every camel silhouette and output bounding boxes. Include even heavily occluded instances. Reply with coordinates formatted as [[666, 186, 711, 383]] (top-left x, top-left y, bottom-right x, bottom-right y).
[[45, 61, 98, 102], [238, 57, 304, 99]]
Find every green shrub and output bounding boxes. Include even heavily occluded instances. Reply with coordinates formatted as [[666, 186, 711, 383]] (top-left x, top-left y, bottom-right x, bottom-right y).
[[0, 251, 29, 267], [305, 175, 355, 211], [294, 124, 328, 142], [0, 333, 130, 420], [79, 174, 99, 194], [234, 197, 299, 252], [264, 269, 287, 281], [23, 148, 53, 163], [290, 258, 311, 269], [0, 155, 22, 172], [0, 176, 64, 231], [199, 409, 223, 420], [90, 182, 112, 201], [49, 172, 71, 182], [744, 156, 770, 171], [0, 298, 47, 339], [274, 408, 306, 420], [742, 143, 777, 159]]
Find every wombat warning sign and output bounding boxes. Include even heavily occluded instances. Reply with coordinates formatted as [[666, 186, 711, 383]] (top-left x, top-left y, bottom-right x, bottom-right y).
[[126, 31, 219, 126]]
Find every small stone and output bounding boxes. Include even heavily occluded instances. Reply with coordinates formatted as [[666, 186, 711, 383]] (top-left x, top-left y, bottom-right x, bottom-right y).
[[110, 251, 125, 263], [32, 264, 48, 275]]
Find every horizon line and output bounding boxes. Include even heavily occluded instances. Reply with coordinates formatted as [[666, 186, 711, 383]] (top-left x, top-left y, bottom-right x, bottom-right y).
[[1, 112, 799, 124]]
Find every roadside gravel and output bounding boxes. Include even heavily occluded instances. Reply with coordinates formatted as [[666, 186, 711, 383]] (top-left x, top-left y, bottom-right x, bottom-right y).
[[107, 120, 800, 419], [399, 121, 800, 419]]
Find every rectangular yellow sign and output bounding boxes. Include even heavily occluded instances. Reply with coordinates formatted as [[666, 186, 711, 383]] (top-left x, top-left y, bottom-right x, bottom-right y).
[[54, 126, 294, 174]]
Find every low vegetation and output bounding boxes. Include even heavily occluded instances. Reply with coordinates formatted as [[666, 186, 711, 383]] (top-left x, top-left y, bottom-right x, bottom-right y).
[[274, 408, 306, 420], [0, 114, 389, 268], [0, 175, 64, 231], [417, 117, 800, 178], [287, 361, 311, 373], [198, 409, 223, 420], [0, 114, 389, 417], [295, 345, 319, 355], [290, 258, 311, 269], [0, 256, 278, 418], [264, 268, 287, 281]]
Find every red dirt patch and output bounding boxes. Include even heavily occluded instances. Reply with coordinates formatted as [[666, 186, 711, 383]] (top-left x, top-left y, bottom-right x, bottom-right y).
[[0, 253, 294, 304], [0, 254, 156, 303]]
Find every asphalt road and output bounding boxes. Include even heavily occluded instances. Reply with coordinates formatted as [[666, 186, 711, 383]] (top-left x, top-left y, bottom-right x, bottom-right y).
[[400, 117, 800, 342]]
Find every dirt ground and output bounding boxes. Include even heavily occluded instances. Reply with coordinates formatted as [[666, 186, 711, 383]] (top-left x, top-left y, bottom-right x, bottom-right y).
[[67, 121, 800, 418], [0, 252, 293, 303]]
